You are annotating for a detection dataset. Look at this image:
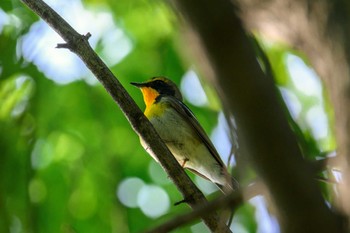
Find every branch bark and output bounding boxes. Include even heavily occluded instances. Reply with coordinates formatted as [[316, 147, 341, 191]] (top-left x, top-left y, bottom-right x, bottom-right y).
[[237, 0, 350, 218], [171, 0, 345, 232], [145, 193, 242, 233], [20, 0, 232, 232], [144, 181, 264, 233]]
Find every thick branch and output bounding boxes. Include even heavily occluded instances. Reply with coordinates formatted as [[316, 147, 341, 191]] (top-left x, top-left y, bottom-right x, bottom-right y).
[[20, 0, 231, 232], [172, 0, 344, 232], [237, 0, 350, 218], [145, 193, 242, 233]]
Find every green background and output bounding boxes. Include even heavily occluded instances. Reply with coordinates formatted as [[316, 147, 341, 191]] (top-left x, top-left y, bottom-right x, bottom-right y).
[[0, 0, 335, 232]]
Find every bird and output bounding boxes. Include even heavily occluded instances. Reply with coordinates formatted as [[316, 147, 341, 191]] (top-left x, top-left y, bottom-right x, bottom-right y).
[[131, 77, 238, 194]]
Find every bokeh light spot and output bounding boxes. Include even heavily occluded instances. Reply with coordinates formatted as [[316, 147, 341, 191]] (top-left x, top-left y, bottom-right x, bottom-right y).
[[137, 185, 170, 218], [19, 0, 132, 85], [48, 131, 85, 163], [148, 160, 170, 185], [279, 87, 302, 120], [249, 196, 280, 233], [181, 70, 208, 106], [0, 74, 34, 120], [9, 216, 22, 233], [0, 9, 9, 34], [230, 222, 249, 233], [211, 112, 233, 164], [195, 176, 218, 195], [286, 54, 322, 96], [101, 27, 133, 66], [117, 177, 145, 208], [306, 106, 329, 139], [31, 138, 54, 169], [28, 178, 47, 204]]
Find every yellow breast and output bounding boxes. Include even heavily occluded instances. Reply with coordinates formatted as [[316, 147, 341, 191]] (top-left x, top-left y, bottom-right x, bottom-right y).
[[140, 86, 167, 119], [144, 101, 167, 119]]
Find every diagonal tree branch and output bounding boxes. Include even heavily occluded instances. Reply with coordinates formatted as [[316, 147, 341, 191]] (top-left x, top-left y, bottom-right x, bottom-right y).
[[20, 0, 232, 232]]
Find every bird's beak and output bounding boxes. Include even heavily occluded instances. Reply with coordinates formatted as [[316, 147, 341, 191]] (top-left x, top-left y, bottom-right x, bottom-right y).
[[130, 82, 146, 88]]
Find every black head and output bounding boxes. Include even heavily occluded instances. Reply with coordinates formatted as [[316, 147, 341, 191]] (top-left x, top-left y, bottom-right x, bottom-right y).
[[131, 76, 183, 101]]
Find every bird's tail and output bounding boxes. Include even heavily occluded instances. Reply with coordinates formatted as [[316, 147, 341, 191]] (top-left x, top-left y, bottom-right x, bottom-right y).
[[216, 175, 240, 226], [216, 175, 239, 195]]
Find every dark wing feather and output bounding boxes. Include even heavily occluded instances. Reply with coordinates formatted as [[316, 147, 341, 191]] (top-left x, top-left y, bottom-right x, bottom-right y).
[[163, 96, 225, 168]]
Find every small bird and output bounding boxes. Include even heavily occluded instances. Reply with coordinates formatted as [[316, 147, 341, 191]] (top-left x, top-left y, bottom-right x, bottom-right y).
[[131, 77, 238, 194]]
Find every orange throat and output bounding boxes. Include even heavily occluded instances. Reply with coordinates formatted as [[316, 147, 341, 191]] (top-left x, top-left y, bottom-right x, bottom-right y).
[[141, 87, 160, 108]]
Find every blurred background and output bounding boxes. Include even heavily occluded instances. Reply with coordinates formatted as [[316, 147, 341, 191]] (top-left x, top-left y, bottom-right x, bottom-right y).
[[0, 0, 336, 232]]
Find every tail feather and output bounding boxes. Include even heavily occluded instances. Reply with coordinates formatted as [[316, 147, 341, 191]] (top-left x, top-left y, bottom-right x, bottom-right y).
[[216, 176, 240, 226], [216, 176, 239, 195]]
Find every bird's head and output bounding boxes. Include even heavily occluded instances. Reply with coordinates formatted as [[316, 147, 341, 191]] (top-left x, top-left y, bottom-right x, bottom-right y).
[[131, 77, 182, 107]]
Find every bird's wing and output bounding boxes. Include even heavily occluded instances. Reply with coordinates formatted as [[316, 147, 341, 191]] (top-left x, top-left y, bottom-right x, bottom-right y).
[[163, 96, 225, 168]]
